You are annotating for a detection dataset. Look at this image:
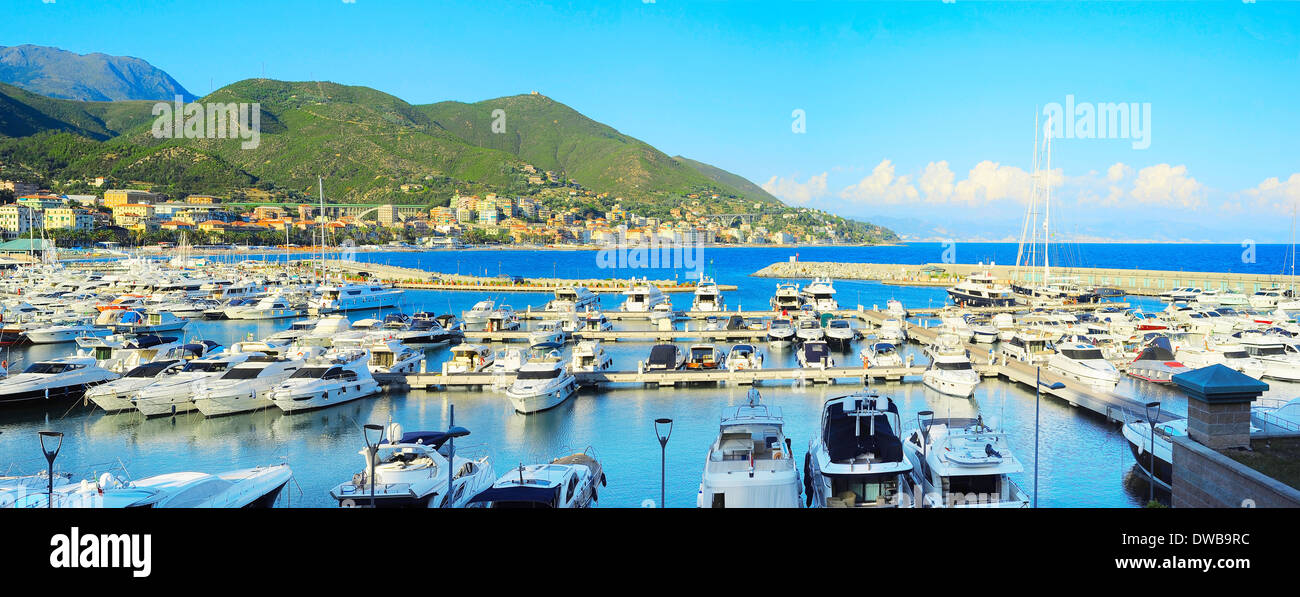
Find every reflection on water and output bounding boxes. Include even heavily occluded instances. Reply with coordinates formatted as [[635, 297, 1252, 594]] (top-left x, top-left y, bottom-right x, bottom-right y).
[[0, 277, 1250, 508]]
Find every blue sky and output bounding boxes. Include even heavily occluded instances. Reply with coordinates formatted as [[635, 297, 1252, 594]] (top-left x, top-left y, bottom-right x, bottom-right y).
[[4, 1, 1298, 241]]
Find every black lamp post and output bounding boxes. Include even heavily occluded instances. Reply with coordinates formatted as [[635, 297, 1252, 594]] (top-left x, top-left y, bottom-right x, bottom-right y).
[[1034, 367, 1065, 509], [362, 423, 384, 508], [1143, 400, 1162, 503], [38, 431, 63, 509], [654, 418, 673, 508]]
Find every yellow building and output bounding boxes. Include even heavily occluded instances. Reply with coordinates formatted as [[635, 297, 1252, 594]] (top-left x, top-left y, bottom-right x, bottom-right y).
[[44, 207, 94, 230], [112, 203, 155, 227], [104, 189, 157, 208], [0, 204, 40, 238]]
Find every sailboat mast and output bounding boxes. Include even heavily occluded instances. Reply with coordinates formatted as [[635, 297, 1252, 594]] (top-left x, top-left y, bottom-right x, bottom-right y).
[[1043, 114, 1052, 285]]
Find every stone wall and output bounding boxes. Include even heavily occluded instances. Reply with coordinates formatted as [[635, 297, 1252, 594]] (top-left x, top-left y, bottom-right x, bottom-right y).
[[1171, 436, 1300, 508]]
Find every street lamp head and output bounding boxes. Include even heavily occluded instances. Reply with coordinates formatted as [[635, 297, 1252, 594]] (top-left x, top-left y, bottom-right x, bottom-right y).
[[1144, 401, 1161, 409], [38, 431, 63, 459], [1042, 381, 1065, 390], [654, 418, 674, 445]]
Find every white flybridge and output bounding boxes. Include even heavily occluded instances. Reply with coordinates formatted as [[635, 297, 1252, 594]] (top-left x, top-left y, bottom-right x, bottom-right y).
[[903, 413, 1030, 508], [1011, 113, 1099, 306], [691, 276, 725, 312], [698, 389, 801, 508]]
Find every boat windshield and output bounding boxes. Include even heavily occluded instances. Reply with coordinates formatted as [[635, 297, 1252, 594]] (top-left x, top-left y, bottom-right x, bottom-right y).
[[935, 361, 972, 371], [183, 361, 230, 373], [22, 362, 82, 374], [221, 366, 266, 380], [1253, 346, 1287, 356], [1061, 348, 1105, 360], [517, 368, 562, 380], [125, 361, 177, 378], [290, 367, 333, 379]]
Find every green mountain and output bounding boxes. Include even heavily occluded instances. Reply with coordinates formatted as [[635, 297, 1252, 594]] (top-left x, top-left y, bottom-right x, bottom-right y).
[[0, 76, 896, 241], [0, 45, 195, 102]]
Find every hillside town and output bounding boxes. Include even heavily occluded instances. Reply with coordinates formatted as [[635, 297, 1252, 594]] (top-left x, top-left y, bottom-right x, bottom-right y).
[[0, 177, 890, 251]]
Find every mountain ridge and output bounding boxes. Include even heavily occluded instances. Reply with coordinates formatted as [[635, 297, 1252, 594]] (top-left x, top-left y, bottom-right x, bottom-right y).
[[0, 44, 195, 102]]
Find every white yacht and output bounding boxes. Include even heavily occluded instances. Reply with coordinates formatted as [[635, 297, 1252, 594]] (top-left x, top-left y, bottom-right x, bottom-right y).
[[698, 389, 801, 508], [443, 344, 493, 374], [1250, 287, 1286, 309], [486, 304, 520, 331], [797, 340, 835, 369], [795, 317, 825, 343], [999, 330, 1055, 365], [824, 319, 856, 348], [691, 276, 725, 312], [946, 271, 1017, 307], [1047, 341, 1121, 389], [329, 423, 495, 508], [799, 277, 839, 311], [133, 351, 261, 417], [23, 322, 108, 345], [0, 357, 119, 406], [860, 341, 904, 369], [804, 391, 913, 508], [583, 311, 614, 332], [364, 339, 423, 374], [922, 334, 980, 397], [620, 280, 670, 312], [192, 352, 311, 416], [903, 415, 1030, 508], [877, 318, 907, 343], [32, 464, 293, 508], [571, 340, 613, 373], [230, 294, 304, 320], [1121, 417, 1183, 489], [468, 450, 605, 508], [1175, 338, 1266, 379], [770, 282, 801, 312], [1238, 334, 1300, 381], [546, 286, 599, 313], [766, 318, 796, 345], [309, 283, 403, 314], [462, 300, 495, 325], [108, 310, 188, 335], [269, 349, 380, 413], [86, 359, 184, 412], [725, 344, 763, 371], [505, 353, 577, 414], [528, 321, 567, 349]]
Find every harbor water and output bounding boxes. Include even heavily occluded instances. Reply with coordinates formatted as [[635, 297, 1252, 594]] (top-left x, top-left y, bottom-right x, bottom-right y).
[[4, 245, 1298, 507]]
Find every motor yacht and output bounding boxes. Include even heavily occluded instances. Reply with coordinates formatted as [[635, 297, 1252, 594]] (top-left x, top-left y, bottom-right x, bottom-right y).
[[486, 304, 520, 331], [620, 279, 670, 313], [767, 318, 796, 345], [0, 357, 119, 406], [571, 340, 613, 373], [797, 340, 835, 369], [528, 321, 567, 349], [309, 283, 403, 314], [1175, 337, 1266, 379], [799, 277, 839, 311], [824, 319, 856, 348], [269, 349, 381, 413], [1121, 416, 1183, 489], [877, 317, 907, 343], [770, 283, 801, 312], [364, 339, 423, 374], [505, 352, 577, 414], [946, 271, 1017, 307], [395, 313, 461, 345], [903, 414, 1029, 508], [804, 390, 912, 508], [583, 311, 614, 332], [462, 300, 495, 325], [30, 464, 293, 508], [922, 334, 979, 398], [23, 321, 109, 345], [192, 352, 313, 416], [443, 344, 494, 374], [685, 344, 725, 370], [107, 310, 187, 335], [646, 343, 685, 371], [468, 450, 605, 508], [133, 351, 261, 417], [725, 344, 763, 371], [546, 286, 599, 313], [795, 317, 825, 343], [1127, 336, 1192, 383], [1237, 333, 1300, 381], [999, 330, 1055, 365], [1047, 341, 1121, 389], [860, 342, 903, 369], [330, 423, 495, 508], [698, 389, 801, 508], [692, 276, 725, 312], [229, 294, 304, 320], [86, 359, 185, 412]]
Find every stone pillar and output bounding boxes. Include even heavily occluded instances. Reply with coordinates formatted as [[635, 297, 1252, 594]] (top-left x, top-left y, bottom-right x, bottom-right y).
[[1172, 364, 1267, 451]]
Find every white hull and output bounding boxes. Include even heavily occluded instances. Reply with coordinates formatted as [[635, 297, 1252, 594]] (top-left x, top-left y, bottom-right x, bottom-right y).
[[193, 387, 276, 416], [271, 380, 381, 413], [921, 371, 979, 397], [506, 381, 576, 414]]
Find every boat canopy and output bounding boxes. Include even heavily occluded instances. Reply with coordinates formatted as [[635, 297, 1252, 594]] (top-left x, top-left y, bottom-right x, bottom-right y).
[[466, 485, 561, 508], [389, 431, 456, 449], [648, 344, 680, 367], [1136, 337, 1177, 362], [823, 396, 903, 463]]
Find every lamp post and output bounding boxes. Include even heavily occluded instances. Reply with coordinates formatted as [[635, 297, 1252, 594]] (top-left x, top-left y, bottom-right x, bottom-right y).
[[443, 404, 470, 508], [362, 423, 384, 508], [1034, 367, 1065, 509], [654, 418, 673, 508], [1143, 400, 1162, 504], [38, 431, 63, 509]]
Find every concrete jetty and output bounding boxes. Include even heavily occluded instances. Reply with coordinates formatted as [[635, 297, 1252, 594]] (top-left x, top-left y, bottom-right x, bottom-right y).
[[754, 260, 1298, 297]]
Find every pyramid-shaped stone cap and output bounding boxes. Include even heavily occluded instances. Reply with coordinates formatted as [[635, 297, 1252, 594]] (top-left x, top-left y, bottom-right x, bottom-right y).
[[1172, 364, 1268, 404]]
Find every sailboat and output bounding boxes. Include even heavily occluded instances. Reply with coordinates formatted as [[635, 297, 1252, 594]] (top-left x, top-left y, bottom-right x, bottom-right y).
[[1011, 114, 1099, 306]]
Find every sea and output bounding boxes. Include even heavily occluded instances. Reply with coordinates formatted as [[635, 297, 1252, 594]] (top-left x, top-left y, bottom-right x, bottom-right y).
[[2, 243, 1295, 508]]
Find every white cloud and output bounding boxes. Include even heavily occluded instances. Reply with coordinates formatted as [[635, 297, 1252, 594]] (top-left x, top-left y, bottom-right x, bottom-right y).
[[951, 161, 1058, 205], [1130, 164, 1205, 208], [917, 161, 956, 202], [838, 160, 918, 204], [1106, 162, 1134, 183], [1240, 173, 1300, 214], [761, 172, 827, 204]]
